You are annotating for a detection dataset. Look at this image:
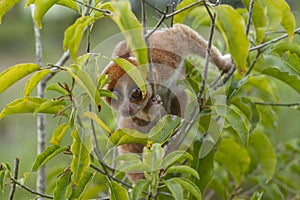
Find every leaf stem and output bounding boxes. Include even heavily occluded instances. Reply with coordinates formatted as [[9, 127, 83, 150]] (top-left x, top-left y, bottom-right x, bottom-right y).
[[9, 157, 19, 200]]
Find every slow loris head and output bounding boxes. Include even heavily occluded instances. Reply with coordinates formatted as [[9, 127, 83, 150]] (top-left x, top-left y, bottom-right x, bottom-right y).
[[102, 58, 152, 118]]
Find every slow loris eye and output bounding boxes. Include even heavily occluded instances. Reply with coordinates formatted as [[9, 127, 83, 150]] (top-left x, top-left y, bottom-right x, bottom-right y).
[[130, 88, 142, 101]]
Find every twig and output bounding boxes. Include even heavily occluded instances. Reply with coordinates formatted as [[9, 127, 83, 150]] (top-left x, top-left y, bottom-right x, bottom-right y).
[[10, 178, 53, 199], [250, 27, 300, 51], [245, 0, 254, 36], [30, 5, 46, 197], [73, 0, 112, 16], [165, 0, 204, 19], [254, 101, 300, 107], [9, 158, 19, 200], [198, 3, 216, 108]]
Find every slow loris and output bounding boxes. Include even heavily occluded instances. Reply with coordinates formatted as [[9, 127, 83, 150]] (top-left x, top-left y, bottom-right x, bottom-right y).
[[102, 23, 232, 183]]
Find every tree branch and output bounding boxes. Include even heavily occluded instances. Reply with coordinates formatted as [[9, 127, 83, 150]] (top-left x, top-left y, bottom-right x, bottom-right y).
[[10, 178, 53, 199], [9, 158, 19, 200], [245, 0, 254, 36]]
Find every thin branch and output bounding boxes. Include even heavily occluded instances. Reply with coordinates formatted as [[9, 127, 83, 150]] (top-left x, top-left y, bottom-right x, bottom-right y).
[[245, 0, 254, 36], [73, 0, 112, 16], [30, 5, 46, 196], [9, 158, 19, 200], [10, 178, 53, 199], [254, 101, 300, 107], [250, 27, 300, 51], [165, 0, 204, 19]]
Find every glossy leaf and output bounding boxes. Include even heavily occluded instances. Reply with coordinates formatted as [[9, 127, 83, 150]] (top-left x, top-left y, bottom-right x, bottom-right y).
[[112, 57, 147, 99], [70, 129, 93, 187], [69, 171, 94, 199], [63, 16, 95, 59], [34, 99, 66, 115], [173, 0, 200, 24], [0, 63, 40, 94], [143, 143, 164, 172], [83, 111, 111, 135], [0, 0, 22, 23], [163, 179, 183, 200], [148, 115, 182, 144], [165, 165, 199, 179], [161, 150, 193, 168], [108, 181, 129, 200], [53, 168, 72, 200], [214, 138, 250, 186], [46, 83, 69, 95], [57, 0, 78, 11], [50, 123, 70, 145], [65, 65, 101, 110], [24, 69, 51, 101], [132, 180, 149, 200], [249, 132, 276, 182], [214, 105, 251, 145], [33, 0, 60, 28], [0, 98, 66, 120], [216, 5, 249, 74], [32, 145, 68, 171], [111, 1, 148, 68], [109, 128, 148, 146], [168, 178, 202, 200]]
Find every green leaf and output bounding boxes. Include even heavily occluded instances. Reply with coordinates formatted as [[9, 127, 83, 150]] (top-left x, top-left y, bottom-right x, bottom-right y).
[[0, 63, 40, 94], [148, 115, 182, 145], [241, 0, 267, 43], [109, 128, 148, 146], [111, 1, 148, 68], [34, 99, 66, 115], [261, 55, 300, 93], [216, 5, 249, 74], [57, 0, 78, 11], [108, 181, 129, 200], [33, 0, 60, 28], [70, 129, 93, 187], [249, 132, 276, 182], [168, 178, 202, 200], [214, 138, 250, 186], [214, 105, 251, 145], [132, 180, 149, 200], [32, 145, 68, 171], [143, 143, 164, 172], [112, 57, 147, 99], [65, 65, 101, 111], [165, 165, 199, 179], [50, 123, 70, 145], [46, 83, 69, 95], [53, 168, 72, 200], [162, 150, 193, 168], [83, 111, 111, 135], [63, 16, 95, 59], [69, 171, 94, 199], [163, 179, 183, 200], [0, 98, 66, 120], [0, 0, 22, 24], [173, 0, 200, 24], [24, 69, 51, 100]]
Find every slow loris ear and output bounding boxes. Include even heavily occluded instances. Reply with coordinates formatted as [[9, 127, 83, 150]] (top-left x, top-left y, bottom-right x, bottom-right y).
[[112, 41, 132, 58]]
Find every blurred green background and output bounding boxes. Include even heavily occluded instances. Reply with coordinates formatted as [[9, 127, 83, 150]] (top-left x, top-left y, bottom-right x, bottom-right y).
[[0, 0, 299, 199]]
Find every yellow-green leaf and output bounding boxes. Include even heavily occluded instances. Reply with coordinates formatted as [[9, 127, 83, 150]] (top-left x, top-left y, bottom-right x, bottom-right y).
[[173, 0, 200, 24], [70, 129, 93, 187], [215, 138, 250, 186], [112, 57, 147, 98], [249, 132, 276, 182], [109, 128, 148, 146], [65, 65, 101, 111], [33, 0, 59, 28], [24, 69, 51, 101], [63, 16, 95, 59], [50, 123, 70, 145], [83, 111, 111, 135], [216, 5, 249, 74], [108, 181, 129, 200], [165, 165, 200, 179], [57, 0, 78, 11], [168, 178, 202, 200], [53, 168, 72, 200], [0, 0, 22, 23], [32, 145, 68, 171], [69, 171, 94, 199], [0, 98, 65, 120], [111, 1, 148, 69], [34, 99, 66, 115], [0, 63, 40, 94]]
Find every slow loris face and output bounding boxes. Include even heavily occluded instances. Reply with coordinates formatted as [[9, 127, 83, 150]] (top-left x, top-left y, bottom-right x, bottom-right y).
[[103, 58, 153, 118]]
